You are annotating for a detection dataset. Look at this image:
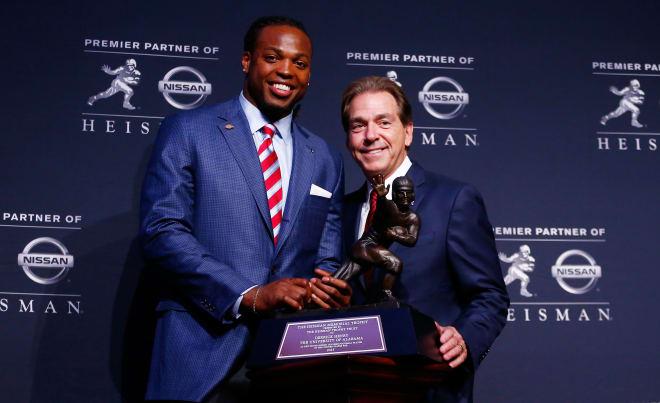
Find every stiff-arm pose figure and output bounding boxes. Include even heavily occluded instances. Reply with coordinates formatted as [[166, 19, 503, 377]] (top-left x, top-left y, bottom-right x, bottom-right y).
[[87, 58, 141, 110], [600, 79, 645, 128], [334, 174, 420, 296], [499, 245, 535, 297]]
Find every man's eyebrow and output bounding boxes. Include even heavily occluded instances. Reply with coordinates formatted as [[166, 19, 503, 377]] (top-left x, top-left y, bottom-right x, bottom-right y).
[[264, 46, 310, 58], [264, 46, 283, 54], [374, 113, 395, 120]]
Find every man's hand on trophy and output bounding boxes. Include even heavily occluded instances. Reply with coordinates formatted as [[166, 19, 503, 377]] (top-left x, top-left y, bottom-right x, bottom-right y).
[[370, 174, 390, 197], [309, 268, 353, 308], [241, 278, 312, 313]]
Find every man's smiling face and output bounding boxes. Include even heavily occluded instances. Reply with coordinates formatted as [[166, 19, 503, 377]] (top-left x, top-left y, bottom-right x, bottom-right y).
[[346, 91, 413, 180], [242, 25, 311, 121]]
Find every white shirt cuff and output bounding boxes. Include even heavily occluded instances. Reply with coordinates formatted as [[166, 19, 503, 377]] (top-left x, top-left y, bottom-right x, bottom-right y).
[[228, 285, 259, 320]]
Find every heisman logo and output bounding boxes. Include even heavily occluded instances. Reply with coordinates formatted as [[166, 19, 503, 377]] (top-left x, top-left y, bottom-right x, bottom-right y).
[[418, 77, 469, 120], [551, 249, 602, 295], [600, 79, 645, 128], [386, 70, 402, 87], [499, 245, 536, 297], [87, 58, 141, 110], [158, 66, 212, 110], [17, 237, 75, 285]]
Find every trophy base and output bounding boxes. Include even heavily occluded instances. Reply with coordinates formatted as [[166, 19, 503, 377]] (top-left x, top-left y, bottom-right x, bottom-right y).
[[247, 302, 442, 369]]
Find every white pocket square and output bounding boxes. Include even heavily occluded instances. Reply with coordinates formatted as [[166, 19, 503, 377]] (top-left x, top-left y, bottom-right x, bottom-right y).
[[310, 184, 332, 198]]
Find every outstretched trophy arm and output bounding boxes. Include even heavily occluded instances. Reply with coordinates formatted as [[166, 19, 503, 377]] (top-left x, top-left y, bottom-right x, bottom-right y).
[[333, 260, 362, 281]]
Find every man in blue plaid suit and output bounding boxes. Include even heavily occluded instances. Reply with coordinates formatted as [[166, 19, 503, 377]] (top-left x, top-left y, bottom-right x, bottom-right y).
[[140, 16, 349, 402]]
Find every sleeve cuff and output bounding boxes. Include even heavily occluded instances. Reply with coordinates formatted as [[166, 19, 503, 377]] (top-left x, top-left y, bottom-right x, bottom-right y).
[[224, 285, 258, 323]]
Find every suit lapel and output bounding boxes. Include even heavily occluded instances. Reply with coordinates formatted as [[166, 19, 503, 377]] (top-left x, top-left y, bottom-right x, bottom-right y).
[[216, 98, 271, 238], [406, 161, 428, 208], [344, 184, 366, 247], [274, 122, 315, 256]]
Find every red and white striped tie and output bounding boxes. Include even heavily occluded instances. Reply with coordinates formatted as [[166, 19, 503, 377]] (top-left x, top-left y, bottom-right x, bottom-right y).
[[364, 189, 378, 233], [259, 124, 283, 244]]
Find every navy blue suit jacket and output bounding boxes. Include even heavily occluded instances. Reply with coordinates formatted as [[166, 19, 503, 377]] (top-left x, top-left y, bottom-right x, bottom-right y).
[[343, 162, 508, 403], [139, 97, 343, 401]]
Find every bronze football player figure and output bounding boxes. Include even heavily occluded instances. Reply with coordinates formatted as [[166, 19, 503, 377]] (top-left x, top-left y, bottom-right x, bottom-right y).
[[334, 175, 420, 300]]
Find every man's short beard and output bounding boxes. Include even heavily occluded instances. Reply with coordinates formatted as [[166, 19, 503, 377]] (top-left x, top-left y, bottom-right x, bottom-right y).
[[260, 102, 291, 121]]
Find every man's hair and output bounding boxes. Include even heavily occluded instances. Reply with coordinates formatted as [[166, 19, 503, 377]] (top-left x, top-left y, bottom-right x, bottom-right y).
[[243, 16, 309, 53], [341, 76, 413, 132]]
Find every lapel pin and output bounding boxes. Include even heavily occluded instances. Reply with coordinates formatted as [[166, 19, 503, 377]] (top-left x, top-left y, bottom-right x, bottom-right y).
[[225, 124, 234, 130]]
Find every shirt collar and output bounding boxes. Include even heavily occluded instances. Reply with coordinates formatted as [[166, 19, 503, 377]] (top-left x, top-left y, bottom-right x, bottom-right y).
[[239, 91, 293, 142], [366, 156, 412, 200]]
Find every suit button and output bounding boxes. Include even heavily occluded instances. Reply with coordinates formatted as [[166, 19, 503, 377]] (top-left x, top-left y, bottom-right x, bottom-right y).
[[270, 266, 277, 275]]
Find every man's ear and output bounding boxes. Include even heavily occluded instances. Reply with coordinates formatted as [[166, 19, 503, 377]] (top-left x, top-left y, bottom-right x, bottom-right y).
[[404, 122, 414, 147], [241, 51, 251, 73]]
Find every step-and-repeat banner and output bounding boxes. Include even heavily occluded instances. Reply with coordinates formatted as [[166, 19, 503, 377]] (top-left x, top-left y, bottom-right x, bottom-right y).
[[1, 1, 658, 402]]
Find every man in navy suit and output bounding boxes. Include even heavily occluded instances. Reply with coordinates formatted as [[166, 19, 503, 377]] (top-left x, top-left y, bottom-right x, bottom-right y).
[[341, 76, 509, 403], [140, 16, 350, 402]]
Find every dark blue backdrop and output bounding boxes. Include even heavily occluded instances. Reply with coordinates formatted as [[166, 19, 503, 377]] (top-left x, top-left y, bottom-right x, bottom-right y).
[[1, 1, 659, 402]]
